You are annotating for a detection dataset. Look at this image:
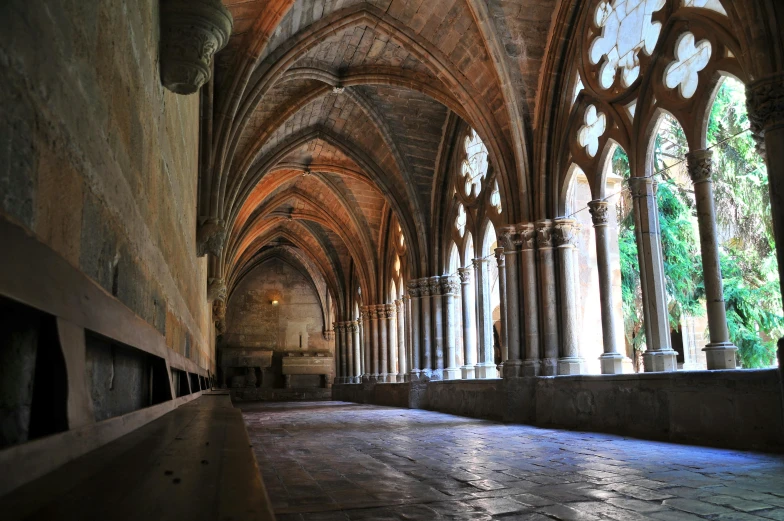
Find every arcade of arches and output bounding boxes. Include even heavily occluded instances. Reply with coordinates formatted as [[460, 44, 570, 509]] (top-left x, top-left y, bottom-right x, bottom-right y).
[[2, 0, 784, 518]]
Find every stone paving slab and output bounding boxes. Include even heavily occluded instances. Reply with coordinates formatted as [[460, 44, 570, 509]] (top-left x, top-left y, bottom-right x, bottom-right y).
[[239, 401, 784, 521]]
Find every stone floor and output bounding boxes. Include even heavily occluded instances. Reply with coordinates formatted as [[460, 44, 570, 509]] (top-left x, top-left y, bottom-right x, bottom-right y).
[[240, 401, 784, 521]]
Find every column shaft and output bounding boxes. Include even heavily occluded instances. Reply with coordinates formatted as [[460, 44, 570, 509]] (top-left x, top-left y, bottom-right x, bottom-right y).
[[379, 306, 388, 381], [589, 201, 626, 374], [500, 227, 522, 377], [442, 276, 460, 379], [494, 247, 508, 376], [396, 300, 407, 381], [518, 224, 540, 376], [386, 304, 397, 382], [361, 309, 370, 381], [371, 307, 380, 380], [536, 220, 558, 376], [687, 150, 737, 369], [407, 280, 422, 379], [458, 267, 477, 379], [420, 279, 433, 378], [430, 276, 444, 379], [629, 177, 678, 372], [346, 321, 355, 382], [352, 322, 361, 382], [474, 258, 497, 378], [554, 219, 584, 375]]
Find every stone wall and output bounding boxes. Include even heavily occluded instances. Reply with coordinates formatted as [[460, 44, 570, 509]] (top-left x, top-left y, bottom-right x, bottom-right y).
[[0, 0, 212, 369], [334, 369, 784, 452], [224, 258, 333, 387]]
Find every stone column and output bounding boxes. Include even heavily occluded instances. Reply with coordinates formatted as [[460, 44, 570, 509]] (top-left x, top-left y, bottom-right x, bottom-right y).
[[748, 74, 784, 314], [554, 219, 584, 374], [536, 220, 558, 376], [494, 246, 508, 375], [370, 306, 380, 381], [346, 321, 355, 383], [499, 227, 522, 378], [419, 278, 433, 379], [351, 321, 361, 383], [379, 305, 389, 382], [588, 201, 627, 374], [629, 177, 678, 372], [474, 258, 497, 378], [358, 319, 365, 379], [429, 276, 444, 380], [334, 322, 344, 384], [518, 224, 540, 376], [386, 304, 397, 382], [441, 275, 460, 380], [395, 299, 407, 381], [687, 150, 738, 369], [458, 267, 477, 379], [407, 280, 422, 380], [361, 308, 371, 382]]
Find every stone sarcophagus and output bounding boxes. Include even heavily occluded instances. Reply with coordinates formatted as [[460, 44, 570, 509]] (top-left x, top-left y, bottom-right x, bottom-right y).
[[282, 351, 333, 388]]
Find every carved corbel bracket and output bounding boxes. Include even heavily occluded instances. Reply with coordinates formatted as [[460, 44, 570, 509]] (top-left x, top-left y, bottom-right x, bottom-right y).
[[197, 217, 226, 257], [160, 0, 233, 95]]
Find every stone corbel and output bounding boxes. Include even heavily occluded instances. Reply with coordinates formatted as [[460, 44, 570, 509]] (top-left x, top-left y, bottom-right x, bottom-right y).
[[212, 298, 226, 334], [197, 217, 226, 257], [207, 277, 226, 301], [160, 0, 233, 95]]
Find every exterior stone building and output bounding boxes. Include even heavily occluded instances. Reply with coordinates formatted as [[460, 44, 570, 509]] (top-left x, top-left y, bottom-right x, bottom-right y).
[[1, 0, 784, 519]]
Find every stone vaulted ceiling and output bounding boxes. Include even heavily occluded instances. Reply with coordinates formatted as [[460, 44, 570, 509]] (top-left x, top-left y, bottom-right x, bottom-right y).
[[205, 0, 560, 314]]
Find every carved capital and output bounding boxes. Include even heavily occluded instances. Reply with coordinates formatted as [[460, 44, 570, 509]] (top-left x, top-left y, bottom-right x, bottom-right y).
[[348, 322, 358, 333], [440, 275, 460, 295], [418, 278, 432, 297], [457, 267, 472, 284], [553, 218, 580, 247], [686, 149, 713, 184], [747, 73, 784, 154], [587, 200, 610, 227], [160, 0, 233, 95], [494, 247, 505, 266], [498, 225, 517, 250], [628, 177, 654, 198], [207, 277, 227, 301], [197, 217, 226, 257], [428, 276, 441, 296], [517, 223, 536, 250], [535, 220, 553, 248], [395, 299, 404, 312], [472, 257, 486, 270], [323, 329, 334, 341], [385, 304, 396, 319], [406, 279, 420, 297]]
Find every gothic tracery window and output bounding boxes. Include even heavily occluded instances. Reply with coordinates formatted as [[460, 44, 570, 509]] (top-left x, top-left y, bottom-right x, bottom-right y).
[[683, 0, 727, 15], [578, 105, 607, 157], [456, 203, 467, 237], [664, 32, 712, 99], [462, 129, 489, 197], [490, 180, 502, 214], [589, 0, 666, 89]]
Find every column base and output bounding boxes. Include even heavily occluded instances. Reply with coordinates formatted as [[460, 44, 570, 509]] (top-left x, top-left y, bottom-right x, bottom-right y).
[[397, 372, 408, 382], [443, 367, 461, 380], [521, 360, 540, 377], [460, 365, 475, 379], [558, 357, 584, 375], [502, 360, 523, 378], [361, 373, 372, 383], [427, 369, 443, 381], [599, 353, 628, 375], [541, 358, 558, 376], [369, 373, 380, 382], [408, 369, 423, 381], [643, 349, 678, 372], [475, 363, 499, 379], [703, 342, 738, 370]]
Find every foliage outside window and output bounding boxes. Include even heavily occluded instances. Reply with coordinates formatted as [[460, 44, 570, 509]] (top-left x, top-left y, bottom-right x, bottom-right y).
[[617, 78, 782, 369]]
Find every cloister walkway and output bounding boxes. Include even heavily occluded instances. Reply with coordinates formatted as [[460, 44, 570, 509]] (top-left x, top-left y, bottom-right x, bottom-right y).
[[241, 401, 784, 521]]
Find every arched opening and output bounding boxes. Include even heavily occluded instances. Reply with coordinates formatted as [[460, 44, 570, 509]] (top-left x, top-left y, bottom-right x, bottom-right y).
[[647, 112, 704, 370], [705, 76, 782, 368], [448, 242, 463, 368]]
